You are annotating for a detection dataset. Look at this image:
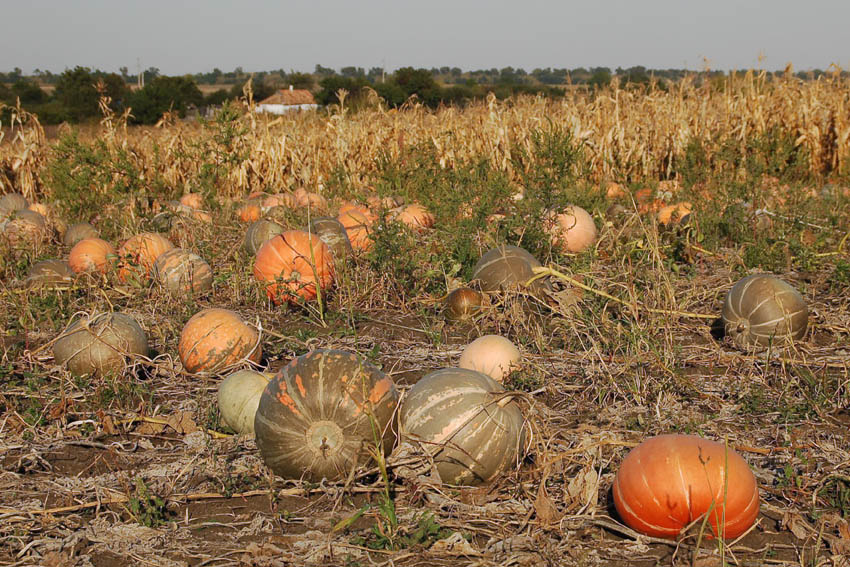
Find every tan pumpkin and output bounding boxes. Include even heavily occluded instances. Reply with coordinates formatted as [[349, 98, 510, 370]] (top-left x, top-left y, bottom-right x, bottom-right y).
[[262, 193, 297, 209], [218, 369, 272, 435], [179, 193, 203, 209], [458, 335, 521, 383], [253, 230, 335, 304], [178, 308, 262, 374], [26, 259, 75, 287], [444, 287, 484, 321], [308, 216, 352, 264], [721, 274, 808, 350], [472, 244, 549, 294], [544, 205, 597, 253], [152, 248, 213, 295], [244, 220, 286, 255], [293, 187, 328, 210], [63, 223, 99, 247], [117, 232, 175, 283], [53, 312, 149, 376], [69, 238, 116, 274], [399, 367, 525, 485], [2, 209, 47, 246], [396, 204, 435, 232], [254, 349, 399, 480], [0, 193, 29, 216]]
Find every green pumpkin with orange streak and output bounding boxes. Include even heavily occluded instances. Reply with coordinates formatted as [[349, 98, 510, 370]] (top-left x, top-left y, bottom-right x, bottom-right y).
[[254, 349, 399, 481]]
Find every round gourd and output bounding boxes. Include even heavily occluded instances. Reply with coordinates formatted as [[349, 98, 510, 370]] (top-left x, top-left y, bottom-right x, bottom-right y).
[[68, 238, 116, 274], [721, 274, 808, 350], [545, 205, 597, 253], [178, 308, 262, 374], [117, 232, 175, 283], [152, 248, 213, 295], [2, 209, 46, 245], [309, 216, 352, 264], [53, 313, 150, 376], [218, 369, 272, 435], [472, 245, 549, 294], [63, 223, 99, 247], [253, 230, 334, 305], [399, 367, 525, 485], [244, 219, 286, 255], [0, 193, 29, 215], [445, 287, 483, 321], [179, 193, 203, 209], [458, 335, 521, 383], [613, 434, 760, 539], [254, 349, 399, 481], [337, 208, 374, 251], [26, 259, 74, 286], [396, 204, 435, 232]]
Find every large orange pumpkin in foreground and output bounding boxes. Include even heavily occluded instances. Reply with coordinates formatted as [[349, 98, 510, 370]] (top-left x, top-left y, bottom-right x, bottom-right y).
[[178, 308, 262, 374], [117, 232, 174, 283], [254, 349, 399, 480], [253, 230, 334, 304], [69, 238, 116, 274], [612, 434, 759, 539]]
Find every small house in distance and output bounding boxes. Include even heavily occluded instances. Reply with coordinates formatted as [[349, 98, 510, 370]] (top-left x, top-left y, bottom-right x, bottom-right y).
[[255, 86, 318, 114]]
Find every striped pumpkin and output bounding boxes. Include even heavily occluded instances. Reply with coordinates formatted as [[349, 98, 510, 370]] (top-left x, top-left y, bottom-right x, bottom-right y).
[[63, 223, 99, 247], [218, 369, 272, 435], [472, 245, 549, 294], [243, 220, 285, 255], [253, 230, 334, 304], [721, 274, 808, 350], [178, 308, 261, 374], [254, 349, 399, 480], [399, 367, 525, 485], [152, 248, 213, 295], [117, 232, 175, 283], [69, 238, 116, 274], [613, 434, 760, 539], [53, 312, 149, 376], [308, 216, 352, 264]]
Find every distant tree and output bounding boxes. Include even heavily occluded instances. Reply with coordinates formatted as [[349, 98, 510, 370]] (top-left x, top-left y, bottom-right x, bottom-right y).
[[119, 66, 130, 81], [314, 64, 336, 77], [373, 81, 406, 106], [316, 76, 368, 105], [228, 77, 276, 102], [341, 66, 365, 79], [204, 88, 230, 106], [11, 79, 47, 105], [127, 75, 203, 124], [54, 67, 122, 121], [588, 69, 612, 89], [286, 72, 314, 90], [393, 67, 440, 104], [367, 67, 385, 83]]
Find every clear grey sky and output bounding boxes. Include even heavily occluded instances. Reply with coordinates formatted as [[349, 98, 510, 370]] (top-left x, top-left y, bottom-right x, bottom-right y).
[[1, 0, 847, 75]]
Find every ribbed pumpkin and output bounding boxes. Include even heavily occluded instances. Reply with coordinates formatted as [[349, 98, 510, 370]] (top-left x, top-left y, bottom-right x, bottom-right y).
[[253, 230, 334, 304], [2, 209, 47, 245], [544, 206, 597, 253], [63, 223, 99, 247], [472, 245, 549, 294], [178, 308, 262, 374], [0, 192, 29, 215], [399, 368, 525, 485], [218, 369, 272, 435], [293, 188, 328, 210], [262, 193, 297, 209], [243, 220, 286, 255], [152, 248, 213, 295], [254, 349, 399, 481], [613, 434, 760, 539], [396, 204, 435, 232], [308, 216, 352, 264], [337, 208, 375, 251], [53, 313, 150, 376], [26, 259, 75, 286], [445, 287, 484, 321], [721, 274, 808, 350], [117, 232, 175, 283], [458, 335, 521, 383], [179, 193, 203, 209], [69, 238, 116, 274], [237, 203, 263, 223]]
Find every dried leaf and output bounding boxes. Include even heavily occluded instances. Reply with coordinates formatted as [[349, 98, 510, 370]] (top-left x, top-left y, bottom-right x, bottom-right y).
[[429, 532, 480, 556], [534, 480, 562, 526], [566, 467, 599, 512], [782, 511, 813, 540], [167, 411, 198, 434]]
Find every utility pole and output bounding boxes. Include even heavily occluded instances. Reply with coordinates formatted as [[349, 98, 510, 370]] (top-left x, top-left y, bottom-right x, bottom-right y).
[[137, 58, 143, 89]]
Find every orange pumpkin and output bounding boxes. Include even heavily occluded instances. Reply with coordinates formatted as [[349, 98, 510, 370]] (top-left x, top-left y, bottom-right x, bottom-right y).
[[396, 204, 435, 232], [69, 238, 116, 274], [237, 203, 262, 223], [605, 182, 626, 200], [293, 187, 328, 210], [337, 209, 374, 251], [544, 206, 597, 253], [657, 202, 693, 226], [613, 434, 759, 539], [178, 308, 262, 374], [262, 193, 296, 209], [117, 233, 175, 283], [253, 230, 334, 304], [180, 193, 203, 209]]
